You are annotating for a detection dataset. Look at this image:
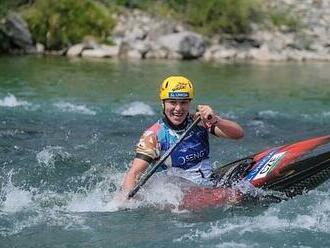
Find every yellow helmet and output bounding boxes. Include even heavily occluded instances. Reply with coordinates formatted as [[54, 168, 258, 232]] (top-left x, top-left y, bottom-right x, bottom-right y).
[[159, 76, 194, 101]]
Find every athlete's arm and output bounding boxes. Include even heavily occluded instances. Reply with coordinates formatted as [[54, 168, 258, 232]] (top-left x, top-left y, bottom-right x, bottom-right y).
[[121, 158, 149, 195], [197, 105, 244, 139], [211, 117, 244, 139], [121, 128, 159, 198]]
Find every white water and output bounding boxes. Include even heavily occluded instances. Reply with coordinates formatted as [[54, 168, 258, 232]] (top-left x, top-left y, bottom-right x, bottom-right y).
[[118, 101, 155, 116], [54, 102, 96, 115]]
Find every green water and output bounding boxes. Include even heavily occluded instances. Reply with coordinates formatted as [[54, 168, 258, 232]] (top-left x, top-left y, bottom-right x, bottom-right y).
[[0, 55, 329, 247]]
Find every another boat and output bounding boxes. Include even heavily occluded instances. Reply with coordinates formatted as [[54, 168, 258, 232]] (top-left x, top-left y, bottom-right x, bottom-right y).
[[181, 135, 330, 210]]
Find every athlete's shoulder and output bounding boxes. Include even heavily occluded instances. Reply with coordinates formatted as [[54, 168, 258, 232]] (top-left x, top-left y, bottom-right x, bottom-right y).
[[146, 120, 162, 134], [136, 119, 162, 161]]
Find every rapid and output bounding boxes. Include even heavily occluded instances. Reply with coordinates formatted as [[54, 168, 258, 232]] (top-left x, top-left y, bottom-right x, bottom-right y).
[[0, 56, 329, 247]]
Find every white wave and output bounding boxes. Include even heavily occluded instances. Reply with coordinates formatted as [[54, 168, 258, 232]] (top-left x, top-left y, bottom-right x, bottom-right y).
[[2, 185, 33, 213], [36, 146, 71, 169], [177, 193, 330, 244], [66, 165, 128, 212], [222, 111, 238, 120], [66, 170, 185, 213], [118, 101, 155, 116], [1, 203, 87, 237], [216, 242, 258, 248], [0, 94, 30, 107], [1, 171, 33, 213], [246, 120, 265, 128], [301, 111, 330, 121], [257, 110, 281, 118], [142, 174, 185, 209], [321, 111, 330, 118], [54, 102, 96, 115]]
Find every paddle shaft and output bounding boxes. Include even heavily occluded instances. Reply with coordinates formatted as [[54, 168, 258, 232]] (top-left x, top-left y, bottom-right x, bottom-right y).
[[128, 116, 202, 198]]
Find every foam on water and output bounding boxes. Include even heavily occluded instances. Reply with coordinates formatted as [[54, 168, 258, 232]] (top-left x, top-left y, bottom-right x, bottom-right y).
[[215, 242, 259, 248], [66, 171, 185, 212], [36, 146, 72, 169], [54, 102, 96, 115], [141, 174, 185, 210], [176, 190, 330, 244], [1, 173, 33, 213], [322, 111, 330, 117], [257, 110, 282, 119], [118, 101, 155, 116], [0, 94, 30, 107]]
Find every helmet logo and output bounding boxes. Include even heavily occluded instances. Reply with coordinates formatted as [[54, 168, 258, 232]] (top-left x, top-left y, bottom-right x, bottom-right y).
[[172, 82, 187, 91], [169, 92, 189, 98]]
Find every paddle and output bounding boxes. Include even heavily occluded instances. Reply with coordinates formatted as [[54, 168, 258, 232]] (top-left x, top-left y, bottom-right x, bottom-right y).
[[127, 115, 202, 199]]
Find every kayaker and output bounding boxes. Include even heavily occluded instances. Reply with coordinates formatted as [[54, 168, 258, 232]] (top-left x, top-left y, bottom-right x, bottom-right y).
[[121, 75, 244, 197]]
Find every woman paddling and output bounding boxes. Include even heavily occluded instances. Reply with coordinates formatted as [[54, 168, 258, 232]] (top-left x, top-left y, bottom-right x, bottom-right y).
[[121, 76, 244, 197]]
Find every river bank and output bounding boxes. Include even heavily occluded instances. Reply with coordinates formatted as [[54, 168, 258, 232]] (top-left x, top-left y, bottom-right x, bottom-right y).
[[1, 0, 330, 62]]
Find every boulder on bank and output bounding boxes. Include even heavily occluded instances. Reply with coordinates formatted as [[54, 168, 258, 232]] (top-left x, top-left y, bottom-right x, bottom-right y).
[[0, 12, 34, 52], [66, 43, 120, 58], [157, 31, 206, 59]]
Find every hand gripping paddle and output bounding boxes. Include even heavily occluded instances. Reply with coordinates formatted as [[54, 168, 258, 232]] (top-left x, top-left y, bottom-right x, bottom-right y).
[[128, 115, 202, 198]]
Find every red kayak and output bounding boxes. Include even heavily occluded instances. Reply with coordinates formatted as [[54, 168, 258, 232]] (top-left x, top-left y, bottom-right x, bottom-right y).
[[181, 135, 330, 210]]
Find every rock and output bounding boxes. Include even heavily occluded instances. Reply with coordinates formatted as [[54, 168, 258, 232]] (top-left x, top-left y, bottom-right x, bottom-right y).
[[249, 45, 273, 61], [157, 31, 206, 59], [203, 45, 237, 60], [66, 43, 85, 57], [213, 48, 237, 60], [0, 12, 34, 51], [127, 49, 142, 59], [167, 51, 183, 60], [130, 40, 151, 56], [81, 45, 120, 58], [145, 49, 168, 59], [82, 36, 99, 49], [36, 43, 45, 54]]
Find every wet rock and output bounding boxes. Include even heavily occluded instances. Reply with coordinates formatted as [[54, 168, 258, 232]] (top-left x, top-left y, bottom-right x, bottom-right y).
[[157, 31, 206, 59]]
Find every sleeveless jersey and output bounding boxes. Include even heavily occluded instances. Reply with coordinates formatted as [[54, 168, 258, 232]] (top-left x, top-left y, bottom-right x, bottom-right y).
[[135, 116, 214, 185]]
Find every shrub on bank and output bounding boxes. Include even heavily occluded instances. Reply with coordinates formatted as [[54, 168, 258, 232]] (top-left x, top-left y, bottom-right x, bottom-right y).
[[21, 0, 115, 50], [114, 0, 263, 34]]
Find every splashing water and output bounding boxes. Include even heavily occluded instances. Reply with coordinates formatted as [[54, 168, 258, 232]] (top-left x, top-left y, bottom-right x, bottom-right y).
[[54, 102, 96, 115], [0, 94, 30, 107], [118, 101, 155, 116]]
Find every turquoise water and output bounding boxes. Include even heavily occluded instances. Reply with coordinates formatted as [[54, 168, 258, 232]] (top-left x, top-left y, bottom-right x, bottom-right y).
[[0, 56, 329, 247]]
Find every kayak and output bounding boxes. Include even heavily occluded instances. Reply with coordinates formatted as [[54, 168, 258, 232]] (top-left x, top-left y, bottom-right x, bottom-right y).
[[181, 135, 330, 210]]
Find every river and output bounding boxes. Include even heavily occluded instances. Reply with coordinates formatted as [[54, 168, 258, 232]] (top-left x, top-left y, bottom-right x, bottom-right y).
[[0, 55, 329, 247]]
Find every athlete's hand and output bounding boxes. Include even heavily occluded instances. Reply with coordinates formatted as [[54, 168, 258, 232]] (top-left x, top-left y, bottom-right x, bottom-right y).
[[197, 105, 218, 128]]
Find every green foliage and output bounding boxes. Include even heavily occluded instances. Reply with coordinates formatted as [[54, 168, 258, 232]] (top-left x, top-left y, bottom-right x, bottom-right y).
[[21, 0, 115, 49], [269, 9, 301, 31], [114, 0, 263, 35], [179, 0, 262, 34], [0, 0, 28, 17]]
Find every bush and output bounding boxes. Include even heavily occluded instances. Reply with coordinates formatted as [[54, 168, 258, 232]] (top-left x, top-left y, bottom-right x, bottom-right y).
[[114, 0, 263, 35], [21, 0, 115, 49], [0, 0, 28, 17], [177, 0, 262, 34], [269, 9, 301, 31]]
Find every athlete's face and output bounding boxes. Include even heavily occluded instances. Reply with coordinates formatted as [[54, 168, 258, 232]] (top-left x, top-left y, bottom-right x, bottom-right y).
[[164, 99, 191, 126]]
